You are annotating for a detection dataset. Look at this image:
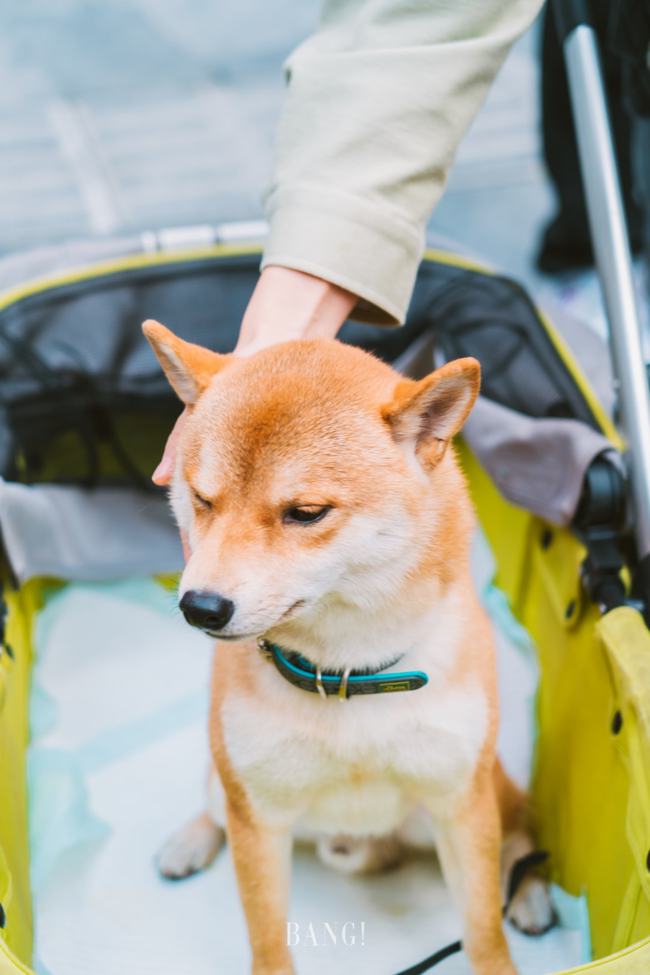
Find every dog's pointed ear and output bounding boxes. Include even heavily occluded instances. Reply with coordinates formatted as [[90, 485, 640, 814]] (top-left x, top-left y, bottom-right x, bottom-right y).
[[142, 319, 228, 406], [382, 358, 480, 457]]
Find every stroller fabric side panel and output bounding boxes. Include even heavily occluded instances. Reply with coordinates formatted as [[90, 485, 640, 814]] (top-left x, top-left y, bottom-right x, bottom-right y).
[[0, 579, 41, 971], [460, 443, 650, 963]]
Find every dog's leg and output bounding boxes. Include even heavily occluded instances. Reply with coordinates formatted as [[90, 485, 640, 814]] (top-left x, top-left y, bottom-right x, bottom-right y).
[[226, 800, 294, 975], [157, 810, 225, 880], [433, 769, 517, 975], [494, 760, 556, 936]]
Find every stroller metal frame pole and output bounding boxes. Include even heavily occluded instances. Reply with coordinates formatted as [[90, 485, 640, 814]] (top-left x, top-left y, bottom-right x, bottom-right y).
[[558, 6, 650, 558]]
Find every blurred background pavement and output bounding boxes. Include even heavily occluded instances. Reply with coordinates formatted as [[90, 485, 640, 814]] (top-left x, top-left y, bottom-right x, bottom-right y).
[[1, 0, 647, 336]]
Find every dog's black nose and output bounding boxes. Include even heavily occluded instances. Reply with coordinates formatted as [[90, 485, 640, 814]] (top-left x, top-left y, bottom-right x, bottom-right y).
[[180, 590, 235, 632]]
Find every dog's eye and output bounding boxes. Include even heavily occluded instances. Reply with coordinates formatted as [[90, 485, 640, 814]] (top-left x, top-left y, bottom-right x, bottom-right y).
[[283, 505, 331, 525], [192, 491, 212, 510]]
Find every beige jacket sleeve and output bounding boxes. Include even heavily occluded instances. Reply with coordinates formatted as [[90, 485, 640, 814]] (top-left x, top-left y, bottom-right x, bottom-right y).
[[262, 0, 544, 325]]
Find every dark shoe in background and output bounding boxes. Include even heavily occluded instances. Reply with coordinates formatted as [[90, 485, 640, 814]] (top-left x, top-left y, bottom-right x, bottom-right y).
[[536, 0, 647, 276], [537, 210, 645, 275]]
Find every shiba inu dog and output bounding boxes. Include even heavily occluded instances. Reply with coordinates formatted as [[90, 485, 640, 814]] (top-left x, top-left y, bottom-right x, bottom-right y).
[[143, 321, 554, 975]]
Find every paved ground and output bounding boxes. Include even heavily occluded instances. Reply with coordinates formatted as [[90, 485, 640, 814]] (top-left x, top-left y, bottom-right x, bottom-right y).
[[1, 0, 317, 252], [1, 0, 647, 327], [1, 1, 549, 282]]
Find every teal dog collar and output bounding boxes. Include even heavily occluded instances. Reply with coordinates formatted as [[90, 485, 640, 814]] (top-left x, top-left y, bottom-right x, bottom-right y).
[[257, 639, 428, 700]]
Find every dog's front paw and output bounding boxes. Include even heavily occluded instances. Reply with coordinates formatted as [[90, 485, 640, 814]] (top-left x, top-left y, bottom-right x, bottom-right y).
[[316, 833, 403, 875], [157, 811, 225, 880], [506, 875, 557, 936]]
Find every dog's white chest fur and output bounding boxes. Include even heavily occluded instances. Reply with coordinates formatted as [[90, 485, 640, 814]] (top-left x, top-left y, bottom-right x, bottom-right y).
[[221, 675, 488, 835]]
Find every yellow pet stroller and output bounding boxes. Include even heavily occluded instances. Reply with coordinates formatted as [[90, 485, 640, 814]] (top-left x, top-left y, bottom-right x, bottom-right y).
[[1, 7, 650, 974]]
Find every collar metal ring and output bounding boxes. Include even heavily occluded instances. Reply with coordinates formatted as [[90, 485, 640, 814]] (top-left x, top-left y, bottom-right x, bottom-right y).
[[315, 665, 327, 700], [338, 666, 351, 702]]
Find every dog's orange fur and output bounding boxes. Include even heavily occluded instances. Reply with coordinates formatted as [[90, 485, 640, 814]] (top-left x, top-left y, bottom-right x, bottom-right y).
[[144, 321, 548, 975]]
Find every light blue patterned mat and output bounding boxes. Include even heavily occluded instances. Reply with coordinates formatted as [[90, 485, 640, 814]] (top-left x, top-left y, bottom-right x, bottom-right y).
[[29, 572, 590, 975]]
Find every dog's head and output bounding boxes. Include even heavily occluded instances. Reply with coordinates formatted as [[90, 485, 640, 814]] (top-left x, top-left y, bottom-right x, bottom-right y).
[[144, 321, 479, 642]]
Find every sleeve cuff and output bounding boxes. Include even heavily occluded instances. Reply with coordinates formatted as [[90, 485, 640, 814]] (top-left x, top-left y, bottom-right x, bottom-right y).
[[261, 184, 424, 326]]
